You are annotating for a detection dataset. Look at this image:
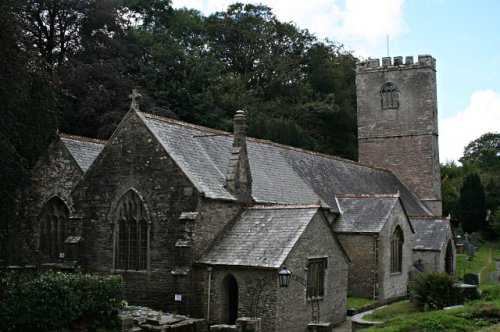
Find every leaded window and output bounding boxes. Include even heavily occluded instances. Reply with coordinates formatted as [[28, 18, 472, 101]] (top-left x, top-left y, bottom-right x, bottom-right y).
[[39, 197, 69, 260], [307, 258, 327, 299], [380, 82, 399, 109], [391, 226, 404, 273], [115, 190, 150, 271]]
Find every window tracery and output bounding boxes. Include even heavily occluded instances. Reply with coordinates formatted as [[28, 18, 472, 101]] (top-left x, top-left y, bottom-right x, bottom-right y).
[[40, 197, 69, 260], [380, 82, 399, 109], [391, 226, 404, 273], [115, 190, 150, 271]]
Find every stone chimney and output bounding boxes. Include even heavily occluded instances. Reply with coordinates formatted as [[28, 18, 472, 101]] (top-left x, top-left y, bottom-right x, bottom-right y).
[[226, 110, 253, 204]]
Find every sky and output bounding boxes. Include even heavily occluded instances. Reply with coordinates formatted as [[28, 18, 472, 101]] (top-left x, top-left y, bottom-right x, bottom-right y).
[[172, 0, 500, 163]]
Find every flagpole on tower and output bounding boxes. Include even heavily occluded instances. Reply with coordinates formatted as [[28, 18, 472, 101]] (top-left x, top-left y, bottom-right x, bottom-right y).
[[387, 34, 390, 57]]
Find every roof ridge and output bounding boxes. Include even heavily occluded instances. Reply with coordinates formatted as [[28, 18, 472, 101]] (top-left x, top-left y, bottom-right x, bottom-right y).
[[409, 216, 448, 221], [336, 193, 400, 199], [59, 133, 107, 145], [142, 112, 390, 172], [248, 204, 321, 210]]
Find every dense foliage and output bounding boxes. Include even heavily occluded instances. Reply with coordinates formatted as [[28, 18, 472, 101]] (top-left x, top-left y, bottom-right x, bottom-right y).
[[1, 1, 358, 263], [0, 271, 125, 331], [441, 132, 499, 236], [410, 272, 460, 310], [459, 173, 487, 233]]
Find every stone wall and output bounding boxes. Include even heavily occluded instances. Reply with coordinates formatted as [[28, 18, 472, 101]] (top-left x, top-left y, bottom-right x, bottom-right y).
[[413, 250, 440, 272], [336, 233, 376, 298], [72, 110, 200, 311], [19, 139, 83, 264], [277, 211, 348, 330], [377, 202, 413, 300], [197, 211, 348, 332], [356, 55, 442, 216]]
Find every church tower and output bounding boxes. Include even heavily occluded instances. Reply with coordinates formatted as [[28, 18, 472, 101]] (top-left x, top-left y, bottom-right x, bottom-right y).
[[356, 55, 442, 216]]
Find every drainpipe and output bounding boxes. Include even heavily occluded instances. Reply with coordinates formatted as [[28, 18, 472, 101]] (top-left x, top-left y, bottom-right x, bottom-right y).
[[207, 266, 212, 320], [373, 235, 379, 301]]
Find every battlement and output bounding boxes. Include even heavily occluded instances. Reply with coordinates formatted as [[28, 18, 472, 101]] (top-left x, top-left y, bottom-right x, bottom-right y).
[[356, 54, 436, 72]]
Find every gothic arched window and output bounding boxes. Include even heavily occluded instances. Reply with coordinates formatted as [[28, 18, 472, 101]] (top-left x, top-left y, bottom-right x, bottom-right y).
[[39, 197, 69, 260], [391, 226, 404, 273], [380, 82, 399, 109], [114, 190, 150, 271]]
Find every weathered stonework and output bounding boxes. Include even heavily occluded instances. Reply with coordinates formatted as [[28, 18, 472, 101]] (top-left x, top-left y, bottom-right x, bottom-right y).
[[18, 138, 85, 263], [336, 200, 412, 302], [197, 211, 348, 332], [356, 55, 442, 216], [72, 110, 200, 311], [377, 203, 413, 301]]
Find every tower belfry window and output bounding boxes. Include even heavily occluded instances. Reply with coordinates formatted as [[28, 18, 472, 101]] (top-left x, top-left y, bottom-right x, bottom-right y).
[[380, 82, 399, 109]]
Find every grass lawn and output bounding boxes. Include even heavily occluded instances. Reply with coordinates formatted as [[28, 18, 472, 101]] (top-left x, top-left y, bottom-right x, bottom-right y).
[[347, 296, 374, 310], [360, 240, 500, 331], [362, 298, 500, 331], [455, 241, 500, 288]]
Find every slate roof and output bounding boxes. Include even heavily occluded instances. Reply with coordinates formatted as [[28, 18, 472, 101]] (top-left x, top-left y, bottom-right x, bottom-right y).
[[411, 218, 451, 251], [60, 135, 105, 172], [140, 112, 430, 216], [332, 196, 400, 233], [198, 206, 319, 268]]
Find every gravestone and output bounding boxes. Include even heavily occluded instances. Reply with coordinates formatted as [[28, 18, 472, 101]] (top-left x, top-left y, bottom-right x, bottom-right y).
[[464, 241, 475, 258], [413, 259, 425, 272], [469, 233, 482, 247], [463, 273, 479, 286], [408, 267, 421, 282]]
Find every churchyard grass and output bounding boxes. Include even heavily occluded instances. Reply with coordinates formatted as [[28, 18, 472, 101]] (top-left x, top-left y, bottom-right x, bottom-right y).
[[363, 300, 415, 322], [362, 298, 500, 331], [456, 241, 500, 288], [347, 296, 374, 309], [456, 245, 489, 279]]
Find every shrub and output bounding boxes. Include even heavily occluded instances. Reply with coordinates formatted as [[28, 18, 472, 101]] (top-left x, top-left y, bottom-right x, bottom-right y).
[[410, 272, 460, 310], [0, 271, 125, 332]]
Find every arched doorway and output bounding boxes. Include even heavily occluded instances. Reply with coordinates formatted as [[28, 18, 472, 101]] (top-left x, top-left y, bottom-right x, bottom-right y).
[[445, 240, 454, 274], [222, 274, 238, 324]]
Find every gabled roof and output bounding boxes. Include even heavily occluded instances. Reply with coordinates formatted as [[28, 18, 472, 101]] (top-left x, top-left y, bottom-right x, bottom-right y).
[[140, 113, 431, 216], [60, 134, 106, 172], [410, 218, 452, 251], [198, 206, 320, 268], [333, 195, 401, 233]]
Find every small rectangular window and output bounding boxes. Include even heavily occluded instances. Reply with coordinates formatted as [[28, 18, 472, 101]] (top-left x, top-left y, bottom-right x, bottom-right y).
[[307, 258, 327, 299]]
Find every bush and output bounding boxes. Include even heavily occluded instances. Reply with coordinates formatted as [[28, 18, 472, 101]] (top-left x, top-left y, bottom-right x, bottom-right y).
[[0, 271, 125, 332], [410, 272, 460, 310]]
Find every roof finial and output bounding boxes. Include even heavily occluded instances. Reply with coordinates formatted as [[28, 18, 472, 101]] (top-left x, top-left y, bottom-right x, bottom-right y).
[[129, 89, 142, 110]]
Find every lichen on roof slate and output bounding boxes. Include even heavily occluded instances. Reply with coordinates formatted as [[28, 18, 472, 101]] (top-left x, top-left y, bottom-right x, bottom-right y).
[[333, 196, 399, 233], [60, 135, 105, 172], [198, 207, 319, 268], [410, 218, 451, 251], [140, 113, 431, 216]]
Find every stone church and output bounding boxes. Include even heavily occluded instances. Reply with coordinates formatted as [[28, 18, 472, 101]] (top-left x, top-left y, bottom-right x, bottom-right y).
[[20, 54, 454, 331]]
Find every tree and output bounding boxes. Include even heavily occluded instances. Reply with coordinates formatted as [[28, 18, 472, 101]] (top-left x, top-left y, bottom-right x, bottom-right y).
[[0, 0, 58, 262], [461, 132, 500, 171], [459, 173, 487, 233]]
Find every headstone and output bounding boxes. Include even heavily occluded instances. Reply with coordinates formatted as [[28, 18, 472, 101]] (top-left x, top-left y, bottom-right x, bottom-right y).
[[464, 241, 475, 257], [236, 317, 261, 332], [408, 266, 422, 283], [469, 233, 481, 247], [413, 259, 425, 272], [487, 272, 497, 283], [463, 273, 479, 286]]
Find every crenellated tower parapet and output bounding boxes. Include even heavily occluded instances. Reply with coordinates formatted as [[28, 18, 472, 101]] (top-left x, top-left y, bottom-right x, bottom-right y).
[[356, 54, 442, 216], [356, 55, 436, 73]]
